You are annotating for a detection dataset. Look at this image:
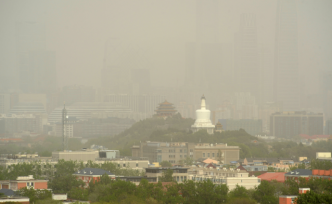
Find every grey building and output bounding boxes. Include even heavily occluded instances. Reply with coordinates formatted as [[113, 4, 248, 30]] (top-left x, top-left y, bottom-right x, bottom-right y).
[[219, 119, 262, 136], [270, 111, 324, 138], [132, 141, 240, 165]]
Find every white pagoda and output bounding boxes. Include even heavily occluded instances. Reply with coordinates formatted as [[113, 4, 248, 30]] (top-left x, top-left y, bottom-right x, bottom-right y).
[[191, 95, 215, 134]]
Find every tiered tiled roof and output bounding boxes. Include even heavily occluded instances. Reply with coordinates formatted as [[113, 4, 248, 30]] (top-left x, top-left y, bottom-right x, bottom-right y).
[[155, 100, 177, 117]]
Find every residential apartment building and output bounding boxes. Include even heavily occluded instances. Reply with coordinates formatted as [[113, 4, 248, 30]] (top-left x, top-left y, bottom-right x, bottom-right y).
[[132, 142, 240, 164], [0, 175, 47, 191], [218, 119, 262, 136], [270, 111, 323, 138]]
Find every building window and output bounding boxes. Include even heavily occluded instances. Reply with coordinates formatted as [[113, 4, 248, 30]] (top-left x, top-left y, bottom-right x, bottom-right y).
[[123, 164, 126, 167], [180, 149, 182, 153], [180, 155, 182, 158], [203, 153, 205, 157], [212, 153, 215, 157], [136, 163, 138, 167], [118, 164, 120, 167], [208, 153, 210, 157], [190, 149, 193, 152]]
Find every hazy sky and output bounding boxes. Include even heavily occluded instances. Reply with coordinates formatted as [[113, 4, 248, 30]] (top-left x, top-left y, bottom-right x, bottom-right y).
[[1, 0, 331, 91]]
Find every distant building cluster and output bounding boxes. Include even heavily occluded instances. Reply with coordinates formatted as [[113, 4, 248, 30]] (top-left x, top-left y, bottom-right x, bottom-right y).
[[132, 141, 240, 165]]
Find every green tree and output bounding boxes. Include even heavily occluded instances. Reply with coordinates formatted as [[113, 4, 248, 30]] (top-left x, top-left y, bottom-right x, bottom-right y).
[[48, 173, 85, 194], [253, 180, 279, 204], [18, 187, 52, 203], [159, 169, 173, 182], [194, 180, 228, 203], [163, 183, 183, 204], [159, 160, 172, 167], [310, 159, 332, 170], [68, 187, 89, 201], [228, 185, 249, 199], [296, 191, 332, 204], [227, 198, 257, 204], [183, 156, 194, 166]]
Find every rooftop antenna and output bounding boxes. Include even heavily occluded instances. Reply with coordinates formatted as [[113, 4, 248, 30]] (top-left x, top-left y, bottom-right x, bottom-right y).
[[62, 102, 68, 151]]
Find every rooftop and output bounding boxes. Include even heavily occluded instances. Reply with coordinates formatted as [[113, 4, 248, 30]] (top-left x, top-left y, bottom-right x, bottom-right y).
[[285, 169, 312, 176], [74, 168, 114, 176], [258, 172, 286, 182]]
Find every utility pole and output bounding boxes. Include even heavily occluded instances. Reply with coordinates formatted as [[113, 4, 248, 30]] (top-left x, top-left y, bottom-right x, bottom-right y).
[[62, 103, 68, 151]]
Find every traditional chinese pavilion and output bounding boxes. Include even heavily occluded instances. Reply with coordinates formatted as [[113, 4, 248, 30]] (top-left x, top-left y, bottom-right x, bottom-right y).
[[155, 100, 177, 117]]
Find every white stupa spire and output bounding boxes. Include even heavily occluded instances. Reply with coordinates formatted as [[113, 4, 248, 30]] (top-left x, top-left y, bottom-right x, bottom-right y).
[[191, 95, 215, 134], [201, 95, 206, 110]]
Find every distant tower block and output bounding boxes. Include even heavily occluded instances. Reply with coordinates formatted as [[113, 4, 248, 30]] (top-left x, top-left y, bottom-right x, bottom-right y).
[[191, 95, 215, 134], [155, 100, 177, 117]]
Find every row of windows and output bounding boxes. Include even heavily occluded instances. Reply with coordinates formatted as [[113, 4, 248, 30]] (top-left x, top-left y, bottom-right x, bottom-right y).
[[169, 160, 176, 163], [173, 176, 187, 182], [168, 155, 186, 158], [117, 163, 139, 167], [202, 152, 224, 158], [168, 149, 188, 153]]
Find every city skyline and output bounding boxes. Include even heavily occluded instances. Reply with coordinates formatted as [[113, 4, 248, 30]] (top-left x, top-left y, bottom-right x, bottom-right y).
[[1, 0, 332, 114]]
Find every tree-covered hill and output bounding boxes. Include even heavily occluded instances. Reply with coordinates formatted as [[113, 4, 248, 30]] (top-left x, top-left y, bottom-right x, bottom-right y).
[[86, 114, 195, 155]]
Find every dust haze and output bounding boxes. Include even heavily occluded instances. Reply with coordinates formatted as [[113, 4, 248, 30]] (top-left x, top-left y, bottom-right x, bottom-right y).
[[1, 0, 332, 131]]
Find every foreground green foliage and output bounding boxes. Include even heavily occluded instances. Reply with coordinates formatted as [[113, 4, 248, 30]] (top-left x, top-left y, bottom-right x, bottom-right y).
[[18, 187, 52, 203], [296, 190, 332, 204], [0, 160, 144, 183]]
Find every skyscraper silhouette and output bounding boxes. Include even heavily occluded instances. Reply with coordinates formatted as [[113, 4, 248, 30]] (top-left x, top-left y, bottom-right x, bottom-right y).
[[274, 0, 300, 111]]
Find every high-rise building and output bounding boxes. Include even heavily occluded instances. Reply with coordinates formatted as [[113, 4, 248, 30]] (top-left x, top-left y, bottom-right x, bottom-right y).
[[196, 0, 219, 43], [104, 94, 165, 118], [101, 40, 150, 95], [131, 69, 151, 95], [320, 71, 332, 119], [16, 22, 56, 93], [0, 93, 10, 114], [61, 85, 96, 105], [274, 0, 300, 111], [270, 111, 324, 138], [234, 14, 261, 104], [218, 119, 262, 136]]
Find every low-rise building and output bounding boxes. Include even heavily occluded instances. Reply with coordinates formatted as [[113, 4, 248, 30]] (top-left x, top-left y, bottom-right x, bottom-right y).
[[95, 157, 149, 172], [132, 141, 240, 164], [52, 150, 99, 162], [116, 176, 157, 185], [73, 168, 115, 187], [145, 167, 189, 183], [284, 169, 312, 181], [187, 167, 260, 190], [0, 175, 48, 191], [257, 172, 286, 183]]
